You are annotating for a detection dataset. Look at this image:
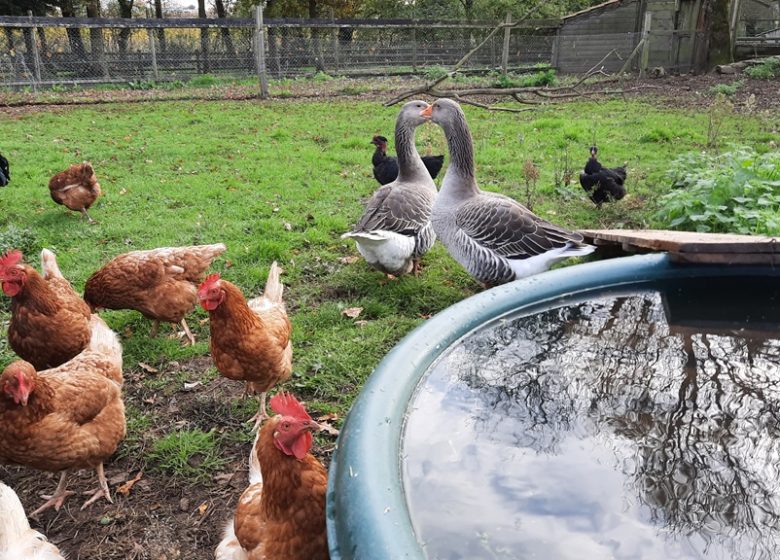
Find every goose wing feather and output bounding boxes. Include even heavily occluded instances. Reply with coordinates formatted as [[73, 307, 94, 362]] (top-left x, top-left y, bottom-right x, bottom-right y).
[[354, 184, 432, 236], [455, 194, 584, 260]]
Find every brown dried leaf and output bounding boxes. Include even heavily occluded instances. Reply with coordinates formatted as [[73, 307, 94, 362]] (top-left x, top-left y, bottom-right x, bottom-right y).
[[138, 362, 158, 374], [116, 471, 144, 496], [341, 307, 363, 319], [197, 502, 209, 516], [339, 255, 360, 265]]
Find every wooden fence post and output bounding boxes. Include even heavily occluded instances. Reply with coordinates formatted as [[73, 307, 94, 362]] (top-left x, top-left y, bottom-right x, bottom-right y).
[[148, 28, 159, 81], [28, 11, 42, 85], [411, 26, 417, 71], [501, 12, 512, 74], [639, 11, 652, 77], [255, 4, 269, 98]]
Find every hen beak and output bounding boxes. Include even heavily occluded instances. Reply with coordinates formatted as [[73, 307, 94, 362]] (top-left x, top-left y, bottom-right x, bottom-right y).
[[420, 105, 433, 119]]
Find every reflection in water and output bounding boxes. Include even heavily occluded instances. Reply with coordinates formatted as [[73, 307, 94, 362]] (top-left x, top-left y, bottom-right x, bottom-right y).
[[403, 281, 780, 560]]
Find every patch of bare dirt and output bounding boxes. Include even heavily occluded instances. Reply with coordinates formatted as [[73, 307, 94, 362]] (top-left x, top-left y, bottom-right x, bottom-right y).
[[1, 73, 778, 116], [0, 356, 334, 560]]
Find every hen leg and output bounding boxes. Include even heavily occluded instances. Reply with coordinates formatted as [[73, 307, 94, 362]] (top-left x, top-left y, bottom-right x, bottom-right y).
[[248, 391, 269, 432], [150, 320, 160, 338], [80, 208, 97, 224], [31, 471, 75, 516], [179, 318, 196, 345], [81, 463, 113, 509]]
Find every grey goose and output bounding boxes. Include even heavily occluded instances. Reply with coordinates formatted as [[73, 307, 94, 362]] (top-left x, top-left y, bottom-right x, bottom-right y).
[[421, 99, 594, 286], [342, 100, 438, 276]]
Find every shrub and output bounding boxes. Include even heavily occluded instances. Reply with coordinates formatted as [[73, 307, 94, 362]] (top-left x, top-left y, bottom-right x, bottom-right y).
[[744, 58, 780, 79], [655, 147, 780, 235]]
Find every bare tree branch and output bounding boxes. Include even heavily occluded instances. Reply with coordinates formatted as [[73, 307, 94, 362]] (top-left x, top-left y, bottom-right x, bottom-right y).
[[385, 14, 660, 112]]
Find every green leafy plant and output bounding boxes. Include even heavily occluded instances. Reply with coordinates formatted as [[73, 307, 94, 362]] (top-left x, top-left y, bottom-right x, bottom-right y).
[[0, 225, 38, 256], [423, 65, 449, 80], [491, 69, 557, 89], [709, 80, 744, 96], [148, 429, 226, 482], [313, 71, 334, 82], [127, 80, 156, 91], [655, 147, 780, 235], [745, 58, 780, 79]]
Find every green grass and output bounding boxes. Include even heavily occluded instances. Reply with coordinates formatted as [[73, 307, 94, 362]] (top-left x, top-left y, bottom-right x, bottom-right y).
[[0, 97, 777, 421], [148, 428, 226, 482]]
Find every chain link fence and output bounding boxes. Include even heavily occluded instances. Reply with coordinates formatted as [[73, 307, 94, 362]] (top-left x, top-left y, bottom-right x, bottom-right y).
[[0, 16, 560, 88]]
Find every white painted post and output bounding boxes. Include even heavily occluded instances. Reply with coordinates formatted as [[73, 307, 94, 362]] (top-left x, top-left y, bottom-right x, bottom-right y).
[[255, 4, 269, 98]]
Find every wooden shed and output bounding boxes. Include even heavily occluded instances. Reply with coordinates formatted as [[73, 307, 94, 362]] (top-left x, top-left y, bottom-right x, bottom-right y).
[[553, 0, 707, 73]]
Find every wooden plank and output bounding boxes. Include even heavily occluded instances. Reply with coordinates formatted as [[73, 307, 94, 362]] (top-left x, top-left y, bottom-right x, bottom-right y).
[[580, 229, 780, 254]]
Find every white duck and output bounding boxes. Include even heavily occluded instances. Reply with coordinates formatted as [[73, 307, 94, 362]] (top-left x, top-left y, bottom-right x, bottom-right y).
[[0, 482, 65, 559], [421, 99, 594, 286], [342, 100, 438, 276]]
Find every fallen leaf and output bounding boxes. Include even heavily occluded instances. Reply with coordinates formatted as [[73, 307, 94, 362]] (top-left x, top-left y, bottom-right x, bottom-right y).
[[339, 255, 360, 265], [138, 362, 158, 374], [342, 307, 363, 319], [116, 471, 144, 496], [224, 259, 233, 268], [198, 502, 209, 516], [183, 381, 202, 391], [119, 188, 127, 195], [214, 473, 235, 485], [317, 413, 339, 422], [354, 320, 369, 327], [283, 222, 292, 231]]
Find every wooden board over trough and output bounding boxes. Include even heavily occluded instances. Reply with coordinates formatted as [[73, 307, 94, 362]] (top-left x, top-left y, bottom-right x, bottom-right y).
[[579, 229, 780, 265]]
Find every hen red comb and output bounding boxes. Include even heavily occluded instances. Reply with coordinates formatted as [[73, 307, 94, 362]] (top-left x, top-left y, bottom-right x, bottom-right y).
[[200, 272, 220, 288], [0, 250, 23, 269], [270, 392, 312, 421]]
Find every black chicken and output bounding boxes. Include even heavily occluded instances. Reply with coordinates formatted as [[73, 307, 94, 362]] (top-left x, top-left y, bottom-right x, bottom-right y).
[[0, 153, 9, 187], [371, 135, 444, 185], [579, 146, 626, 206]]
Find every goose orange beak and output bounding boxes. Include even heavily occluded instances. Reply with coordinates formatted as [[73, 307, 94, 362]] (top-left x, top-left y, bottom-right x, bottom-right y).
[[420, 105, 433, 119]]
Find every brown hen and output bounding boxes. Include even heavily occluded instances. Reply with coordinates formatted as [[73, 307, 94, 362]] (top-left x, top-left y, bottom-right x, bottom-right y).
[[215, 393, 329, 560], [48, 162, 101, 223], [0, 249, 91, 370], [0, 315, 125, 515], [198, 262, 292, 429], [84, 243, 226, 345]]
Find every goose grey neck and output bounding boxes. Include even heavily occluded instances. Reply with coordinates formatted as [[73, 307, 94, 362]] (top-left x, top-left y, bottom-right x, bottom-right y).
[[442, 111, 476, 182], [395, 119, 427, 181]]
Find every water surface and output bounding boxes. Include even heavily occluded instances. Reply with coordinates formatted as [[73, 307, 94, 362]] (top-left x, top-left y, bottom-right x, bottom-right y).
[[403, 278, 780, 560]]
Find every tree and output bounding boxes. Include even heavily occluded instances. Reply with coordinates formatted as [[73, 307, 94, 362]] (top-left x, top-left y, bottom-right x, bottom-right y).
[[117, 0, 133, 56], [214, 0, 235, 56], [154, 0, 167, 53], [86, 0, 108, 77], [198, 0, 209, 72]]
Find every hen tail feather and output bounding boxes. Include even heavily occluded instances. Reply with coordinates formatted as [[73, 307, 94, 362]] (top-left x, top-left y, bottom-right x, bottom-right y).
[[262, 261, 284, 304], [40, 249, 64, 280]]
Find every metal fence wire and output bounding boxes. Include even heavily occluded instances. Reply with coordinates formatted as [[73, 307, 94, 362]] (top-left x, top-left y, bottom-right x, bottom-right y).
[[0, 16, 564, 87], [0, 14, 729, 88]]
